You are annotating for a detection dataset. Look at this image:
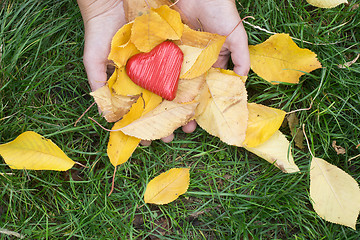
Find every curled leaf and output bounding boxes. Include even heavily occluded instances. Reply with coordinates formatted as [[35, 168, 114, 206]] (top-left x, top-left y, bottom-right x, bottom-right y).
[[196, 68, 248, 146], [0, 131, 74, 171], [144, 168, 190, 205], [245, 131, 299, 173], [90, 85, 140, 123], [310, 157, 360, 229], [249, 33, 322, 84]]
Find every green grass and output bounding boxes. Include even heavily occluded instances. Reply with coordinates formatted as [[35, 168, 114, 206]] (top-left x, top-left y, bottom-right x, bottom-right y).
[[1, 0, 359, 239]]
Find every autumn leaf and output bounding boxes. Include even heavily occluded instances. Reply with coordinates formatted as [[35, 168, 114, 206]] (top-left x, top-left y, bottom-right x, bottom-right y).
[[130, 5, 183, 52], [112, 66, 143, 96], [123, 0, 175, 22], [120, 100, 198, 140], [108, 22, 140, 68], [245, 131, 299, 173], [242, 103, 286, 148], [177, 25, 226, 79], [0, 131, 74, 171], [249, 33, 322, 84], [287, 113, 305, 149], [107, 90, 162, 166], [90, 85, 140, 123], [307, 0, 348, 8], [144, 168, 190, 205], [173, 75, 206, 104], [196, 68, 248, 147], [310, 157, 360, 229]]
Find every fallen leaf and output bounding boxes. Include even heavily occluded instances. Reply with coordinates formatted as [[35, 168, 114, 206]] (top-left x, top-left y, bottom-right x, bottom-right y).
[[307, 0, 348, 8], [107, 90, 162, 166], [177, 25, 226, 79], [245, 130, 300, 173], [310, 157, 360, 229], [332, 141, 346, 155], [249, 33, 322, 84], [173, 75, 206, 103], [124, 0, 174, 22], [0, 131, 74, 171], [178, 45, 203, 76], [112, 66, 143, 96], [130, 6, 183, 52], [107, 68, 118, 91], [144, 168, 190, 204], [196, 68, 248, 147], [242, 103, 286, 148], [90, 85, 140, 122], [337, 53, 359, 69], [108, 22, 140, 68], [287, 113, 305, 149], [120, 100, 198, 140]]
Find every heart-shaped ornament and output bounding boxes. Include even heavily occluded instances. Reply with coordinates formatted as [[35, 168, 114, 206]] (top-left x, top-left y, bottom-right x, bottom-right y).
[[126, 41, 184, 101]]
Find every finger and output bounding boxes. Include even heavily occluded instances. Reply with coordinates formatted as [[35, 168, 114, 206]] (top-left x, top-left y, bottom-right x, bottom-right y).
[[182, 120, 197, 133], [226, 24, 251, 76], [140, 140, 152, 146], [161, 133, 174, 143]]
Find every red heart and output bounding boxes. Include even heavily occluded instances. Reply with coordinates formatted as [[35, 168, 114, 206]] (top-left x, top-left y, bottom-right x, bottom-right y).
[[126, 41, 184, 101]]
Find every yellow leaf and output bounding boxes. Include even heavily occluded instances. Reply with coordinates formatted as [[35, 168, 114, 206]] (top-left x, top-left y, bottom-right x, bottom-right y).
[[107, 90, 162, 166], [249, 33, 322, 84], [310, 157, 360, 229], [112, 66, 143, 96], [123, 0, 175, 22], [120, 100, 198, 140], [177, 25, 226, 79], [245, 131, 299, 173], [144, 168, 190, 205], [173, 75, 206, 104], [178, 45, 203, 76], [243, 103, 286, 148], [108, 22, 140, 68], [0, 131, 74, 171], [131, 6, 183, 52], [307, 0, 348, 8], [90, 85, 140, 123], [196, 68, 248, 146], [107, 68, 118, 91], [152, 5, 183, 39]]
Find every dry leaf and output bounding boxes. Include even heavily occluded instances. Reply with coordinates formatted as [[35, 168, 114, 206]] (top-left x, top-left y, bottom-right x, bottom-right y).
[[112, 66, 143, 96], [130, 6, 183, 52], [107, 90, 162, 166], [173, 75, 206, 103], [144, 168, 190, 205], [120, 100, 198, 140], [124, 0, 174, 22], [196, 68, 248, 147], [177, 25, 226, 79], [242, 103, 286, 148], [307, 0, 348, 8], [245, 131, 300, 173], [0, 131, 74, 171], [332, 141, 346, 155], [249, 33, 322, 84], [90, 85, 140, 122], [178, 45, 203, 76], [108, 22, 140, 68], [310, 157, 360, 229], [287, 113, 305, 149], [338, 53, 360, 68]]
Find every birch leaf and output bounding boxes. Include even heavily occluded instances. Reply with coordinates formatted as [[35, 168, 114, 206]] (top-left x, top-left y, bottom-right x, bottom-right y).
[[177, 26, 226, 79], [307, 0, 348, 8], [112, 66, 143, 96], [243, 103, 286, 148], [310, 157, 360, 229], [124, 0, 175, 22], [131, 6, 183, 52], [90, 85, 140, 123], [245, 131, 299, 173], [144, 168, 190, 205], [0, 131, 74, 171], [120, 100, 198, 140], [195, 68, 248, 146], [108, 22, 140, 68], [249, 33, 322, 84], [107, 90, 162, 166]]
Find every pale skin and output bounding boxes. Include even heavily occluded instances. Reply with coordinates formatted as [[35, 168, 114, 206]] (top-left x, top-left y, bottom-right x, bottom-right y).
[[77, 0, 250, 145]]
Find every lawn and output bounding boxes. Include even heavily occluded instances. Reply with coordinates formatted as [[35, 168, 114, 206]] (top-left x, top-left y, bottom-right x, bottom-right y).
[[1, 0, 359, 239]]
